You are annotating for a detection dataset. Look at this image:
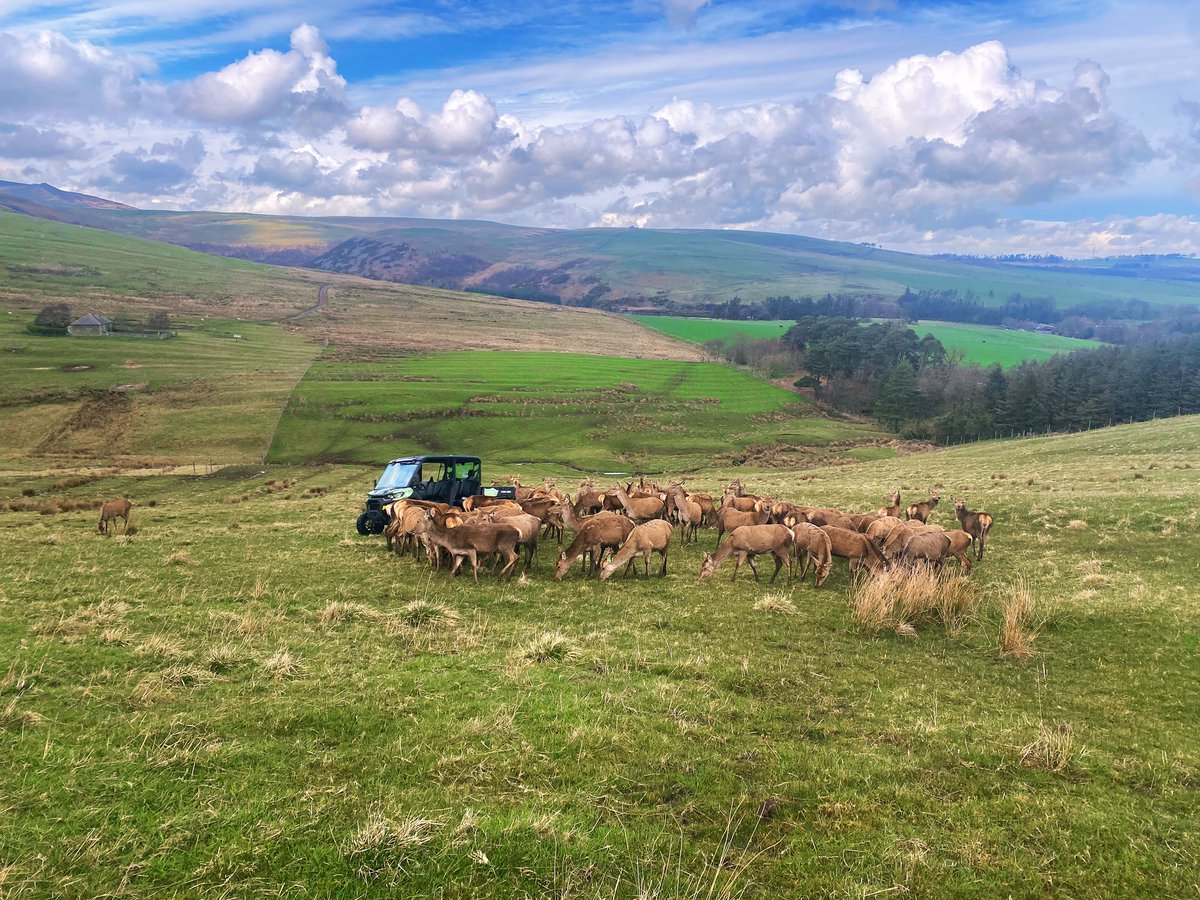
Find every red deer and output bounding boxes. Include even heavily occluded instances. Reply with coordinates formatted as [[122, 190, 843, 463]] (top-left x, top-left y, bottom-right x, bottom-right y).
[[943, 530, 973, 572], [714, 501, 770, 548], [97, 498, 131, 535], [898, 530, 952, 570], [849, 513, 880, 533], [879, 522, 942, 566], [865, 516, 906, 550], [599, 520, 674, 580], [699, 524, 793, 583], [767, 501, 812, 527], [804, 508, 855, 531], [721, 484, 758, 512], [790, 523, 833, 587], [461, 496, 522, 513], [821, 525, 885, 576], [422, 511, 520, 583], [953, 497, 994, 561], [666, 484, 703, 546], [477, 511, 542, 571], [877, 491, 901, 518], [905, 491, 941, 523], [610, 482, 665, 523], [554, 514, 635, 581]]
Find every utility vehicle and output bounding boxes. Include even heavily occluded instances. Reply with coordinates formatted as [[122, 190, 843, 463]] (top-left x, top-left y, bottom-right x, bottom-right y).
[[355, 455, 515, 535]]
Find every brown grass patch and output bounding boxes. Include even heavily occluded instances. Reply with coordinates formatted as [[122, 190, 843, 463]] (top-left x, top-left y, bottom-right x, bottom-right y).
[[850, 568, 977, 637], [261, 648, 303, 678], [999, 578, 1038, 659], [343, 812, 445, 882], [753, 593, 799, 616], [132, 666, 216, 704], [163, 550, 195, 566], [1021, 722, 1079, 772], [318, 601, 386, 626]]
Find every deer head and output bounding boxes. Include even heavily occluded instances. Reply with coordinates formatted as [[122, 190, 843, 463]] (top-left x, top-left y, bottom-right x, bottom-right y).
[[699, 553, 717, 582]]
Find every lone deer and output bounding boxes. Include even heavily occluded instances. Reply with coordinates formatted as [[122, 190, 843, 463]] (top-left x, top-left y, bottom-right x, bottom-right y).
[[905, 491, 941, 523], [699, 524, 793, 583], [97, 498, 131, 535], [599, 520, 673, 580], [953, 497, 994, 561]]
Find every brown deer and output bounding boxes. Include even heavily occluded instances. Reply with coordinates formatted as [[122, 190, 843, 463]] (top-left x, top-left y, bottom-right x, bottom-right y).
[[554, 514, 636, 581], [599, 520, 673, 580], [422, 511, 520, 583], [767, 501, 812, 527], [714, 500, 770, 548], [97, 498, 131, 535], [803, 507, 855, 531], [721, 485, 758, 512], [699, 524, 793, 583], [476, 511, 542, 571], [898, 530, 952, 571], [943, 530, 973, 572], [953, 497, 994, 561], [849, 513, 880, 533], [821, 525, 885, 576], [462, 496, 522, 513], [877, 491, 901, 518], [865, 516, 906, 550], [610, 482, 666, 523], [905, 491, 941, 523], [666, 484, 703, 546], [879, 522, 943, 566], [790, 523, 833, 587]]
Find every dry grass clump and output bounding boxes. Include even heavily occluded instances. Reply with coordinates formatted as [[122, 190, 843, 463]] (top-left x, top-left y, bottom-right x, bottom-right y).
[[753, 593, 799, 616], [132, 666, 215, 704], [394, 600, 460, 631], [0, 695, 46, 731], [850, 568, 977, 637], [261, 648, 303, 679], [1068, 519, 1088, 530], [263, 478, 297, 494], [35, 599, 130, 639], [163, 550, 194, 566], [517, 631, 581, 664], [319, 601, 386, 626], [204, 644, 249, 673], [999, 578, 1038, 659], [132, 635, 188, 661], [343, 812, 444, 882], [1021, 722, 1079, 772]]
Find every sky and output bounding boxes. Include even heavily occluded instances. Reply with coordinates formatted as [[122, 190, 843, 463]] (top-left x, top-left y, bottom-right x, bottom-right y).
[[1, 0, 1199, 255]]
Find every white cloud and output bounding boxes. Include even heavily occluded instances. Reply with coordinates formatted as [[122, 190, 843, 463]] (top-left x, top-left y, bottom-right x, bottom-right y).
[[659, 0, 712, 30]]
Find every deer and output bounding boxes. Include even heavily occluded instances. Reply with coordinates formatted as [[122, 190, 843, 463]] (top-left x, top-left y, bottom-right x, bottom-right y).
[[897, 530, 952, 571], [665, 484, 703, 546], [905, 491, 941, 523], [610, 482, 666, 523], [821, 525, 885, 577], [790, 523, 833, 587], [462, 496, 522, 513], [953, 497, 994, 561], [714, 500, 770, 548], [699, 524, 793, 583], [767, 501, 812, 527], [421, 510, 520, 583], [475, 511, 542, 571], [803, 507, 855, 531], [97, 498, 131, 535], [879, 522, 943, 567], [848, 513, 881, 533], [865, 516, 907, 550], [721, 483, 758, 512], [599, 520, 674, 580], [943, 530, 973, 572], [554, 513, 636, 581], [877, 491, 902, 518]]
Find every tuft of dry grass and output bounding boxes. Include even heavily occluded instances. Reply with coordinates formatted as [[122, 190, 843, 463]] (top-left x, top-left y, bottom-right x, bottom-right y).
[[132, 635, 188, 661], [319, 601, 386, 626], [753, 593, 799, 616], [517, 631, 581, 664], [343, 812, 444, 882], [0, 694, 46, 731], [261, 648, 303, 679], [999, 578, 1038, 659], [393, 600, 460, 631], [34, 599, 131, 639], [132, 666, 215, 704], [1021, 722, 1079, 772], [204, 644, 249, 673], [850, 568, 977, 637], [163, 550, 194, 566]]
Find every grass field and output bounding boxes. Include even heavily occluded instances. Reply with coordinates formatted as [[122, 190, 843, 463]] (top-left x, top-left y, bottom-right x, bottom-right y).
[[268, 350, 884, 470], [2, 416, 1197, 896], [630, 315, 1105, 367]]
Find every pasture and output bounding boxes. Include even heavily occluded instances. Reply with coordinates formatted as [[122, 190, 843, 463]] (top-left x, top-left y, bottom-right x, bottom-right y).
[[2, 416, 1197, 897], [267, 350, 885, 470], [630, 314, 1105, 368]]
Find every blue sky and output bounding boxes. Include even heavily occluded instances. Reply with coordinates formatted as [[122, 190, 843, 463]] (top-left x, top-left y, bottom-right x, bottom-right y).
[[1, 0, 1199, 255]]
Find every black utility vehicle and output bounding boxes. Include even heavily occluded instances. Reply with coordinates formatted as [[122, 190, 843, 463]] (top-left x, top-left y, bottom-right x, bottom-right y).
[[355, 455, 515, 535]]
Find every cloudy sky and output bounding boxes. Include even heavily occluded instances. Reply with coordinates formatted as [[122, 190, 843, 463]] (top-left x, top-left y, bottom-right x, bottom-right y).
[[1, 0, 1199, 255]]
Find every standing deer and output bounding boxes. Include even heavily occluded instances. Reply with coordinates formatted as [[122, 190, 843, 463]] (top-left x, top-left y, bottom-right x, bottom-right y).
[[599, 520, 673, 580], [610, 482, 666, 523], [97, 498, 132, 535], [699, 524, 793, 583], [666, 484, 703, 546], [953, 497, 994, 561], [790, 523, 833, 587], [905, 491, 941, 523], [878, 491, 901, 518]]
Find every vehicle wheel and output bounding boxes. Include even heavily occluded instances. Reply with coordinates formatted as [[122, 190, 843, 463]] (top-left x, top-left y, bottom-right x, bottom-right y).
[[367, 511, 388, 534], [355, 512, 371, 535]]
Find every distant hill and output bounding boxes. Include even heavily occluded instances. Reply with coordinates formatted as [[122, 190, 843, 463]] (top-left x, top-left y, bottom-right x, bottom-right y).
[[2, 180, 1199, 311]]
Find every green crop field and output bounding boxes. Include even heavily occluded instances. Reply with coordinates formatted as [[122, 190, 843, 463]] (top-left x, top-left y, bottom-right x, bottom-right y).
[[268, 350, 884, 470], [2, 416, 1197, 897], [631, 314, 1105, 367]]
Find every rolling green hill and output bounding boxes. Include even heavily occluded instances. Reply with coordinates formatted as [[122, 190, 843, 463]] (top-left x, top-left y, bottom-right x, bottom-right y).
[[5, 181, 1200, 310], [1, 416, 1197, 896]]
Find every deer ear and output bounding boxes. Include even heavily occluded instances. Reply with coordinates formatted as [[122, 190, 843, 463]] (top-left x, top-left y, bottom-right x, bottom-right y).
[[558, 550, 566, 561]]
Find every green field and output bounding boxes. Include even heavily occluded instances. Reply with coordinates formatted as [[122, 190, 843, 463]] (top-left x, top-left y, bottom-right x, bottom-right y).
[[268, 350, 884, 470], [631, 314, 1105, 367], [2, 416, 1197, 896]]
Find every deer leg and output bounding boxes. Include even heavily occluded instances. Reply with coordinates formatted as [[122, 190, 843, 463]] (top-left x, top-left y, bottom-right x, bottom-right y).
[[659, 547, 668, 576], [747, 555, 761, 582], [643, 553, 649, 577], [470, 550, 481, 584], [731, 553, 742, 582], [768, 552, 784, 584]]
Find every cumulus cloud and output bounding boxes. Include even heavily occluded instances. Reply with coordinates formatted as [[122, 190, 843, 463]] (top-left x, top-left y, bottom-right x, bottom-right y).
[[175, 24, 346, 134], [0, 123, 87, 159], [97, 134, 205, 194], [346, 89, 511, 156]]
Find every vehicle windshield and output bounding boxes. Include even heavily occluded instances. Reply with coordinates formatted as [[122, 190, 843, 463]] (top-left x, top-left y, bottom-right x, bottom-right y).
[[374, 462, 420, 491]]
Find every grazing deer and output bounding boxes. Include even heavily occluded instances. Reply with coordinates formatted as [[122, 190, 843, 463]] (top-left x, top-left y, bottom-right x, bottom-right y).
[[554, 514, 636, 581], [714, 500, 770, 548], [898, 530, 952, 571], [699, 524, 793, 583], [599, 520, 673, 580], [821, 525, 885, 576], [803, 507, 855, 531], [848, 513, 880, 533], [422, 510, 520, 583], [953, 497, 994, 561], [878, 491, 901, 518], [905, 491, 941, 523], [790, 523, 833, 587], [610, 482, 666, 523], [666, 484, 703, 546], [865, 516, 906, 550], [97, 498, 131, 535]]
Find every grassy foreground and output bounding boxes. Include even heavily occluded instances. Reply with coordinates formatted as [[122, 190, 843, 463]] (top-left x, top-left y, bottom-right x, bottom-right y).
[[1, 417, 1198, 896], [268, 350, 883, 469]]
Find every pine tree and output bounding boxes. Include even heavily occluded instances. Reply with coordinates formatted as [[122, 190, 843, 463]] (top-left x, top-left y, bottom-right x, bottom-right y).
[[874, 362, 923, 430]]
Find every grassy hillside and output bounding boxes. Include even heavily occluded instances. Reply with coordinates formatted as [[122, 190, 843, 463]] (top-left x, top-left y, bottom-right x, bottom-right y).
[[268, 350, 883, 469], [1, 416, 1197, 896], [7, 190, 1200, 309], [627, 315, 795, 343]]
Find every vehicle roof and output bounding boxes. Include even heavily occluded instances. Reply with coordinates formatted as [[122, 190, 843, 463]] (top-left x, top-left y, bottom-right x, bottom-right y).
[[384, 455, 481, 465]]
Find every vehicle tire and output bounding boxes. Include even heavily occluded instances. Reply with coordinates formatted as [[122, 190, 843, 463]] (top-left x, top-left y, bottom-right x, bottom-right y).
[[355, 512, 371, 535], [367, 511, 388, 534]]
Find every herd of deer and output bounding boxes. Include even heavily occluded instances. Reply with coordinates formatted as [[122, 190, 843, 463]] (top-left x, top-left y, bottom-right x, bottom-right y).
[[380, 477, 995, 587]]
